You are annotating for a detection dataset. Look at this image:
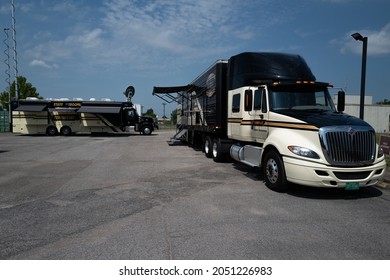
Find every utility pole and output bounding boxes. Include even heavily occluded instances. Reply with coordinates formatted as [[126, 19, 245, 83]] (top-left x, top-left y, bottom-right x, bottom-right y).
[[11, 0, 18, 100], [162, 103, 167, 118], [4, 28, 11, 131]]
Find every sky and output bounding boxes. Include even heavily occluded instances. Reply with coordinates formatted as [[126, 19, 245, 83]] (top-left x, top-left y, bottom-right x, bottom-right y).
[[0, 0, 389, 116]]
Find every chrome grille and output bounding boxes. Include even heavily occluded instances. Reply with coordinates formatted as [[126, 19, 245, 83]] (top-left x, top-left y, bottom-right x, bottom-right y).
[[319, 126, 376, 166]]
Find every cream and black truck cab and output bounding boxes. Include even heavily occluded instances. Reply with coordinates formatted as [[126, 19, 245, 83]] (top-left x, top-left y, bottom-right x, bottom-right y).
[[153, 52, 386, 191]]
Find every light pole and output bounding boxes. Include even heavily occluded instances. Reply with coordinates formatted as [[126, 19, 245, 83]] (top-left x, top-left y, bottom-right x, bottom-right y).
[[162, 103, 167, 119], [351, 32, 368, 120]]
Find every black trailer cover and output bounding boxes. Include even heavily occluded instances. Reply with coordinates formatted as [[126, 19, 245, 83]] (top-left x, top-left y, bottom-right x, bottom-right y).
[[228, 52, 316, 90]]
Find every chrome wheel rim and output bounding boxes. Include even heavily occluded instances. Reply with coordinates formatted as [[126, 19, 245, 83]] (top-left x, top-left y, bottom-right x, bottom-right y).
[[266, 158, 278, 183], [143, 127, 151, 135]]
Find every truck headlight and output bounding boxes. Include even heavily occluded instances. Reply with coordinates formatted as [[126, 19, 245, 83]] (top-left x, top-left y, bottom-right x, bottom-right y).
[[288, 146, 320, 159], [377, 146, 384, 158]]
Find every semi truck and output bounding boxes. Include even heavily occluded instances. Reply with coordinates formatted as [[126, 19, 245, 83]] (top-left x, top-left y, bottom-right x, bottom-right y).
[[153, 52, 386, 191], [11, 99, 154, 136]]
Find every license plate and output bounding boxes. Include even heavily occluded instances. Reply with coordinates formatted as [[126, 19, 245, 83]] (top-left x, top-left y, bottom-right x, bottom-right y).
[[345, 182, 360, 190]]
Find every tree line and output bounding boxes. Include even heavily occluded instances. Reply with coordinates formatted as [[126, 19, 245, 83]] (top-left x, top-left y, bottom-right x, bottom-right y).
[[0, 76, 40, 109]]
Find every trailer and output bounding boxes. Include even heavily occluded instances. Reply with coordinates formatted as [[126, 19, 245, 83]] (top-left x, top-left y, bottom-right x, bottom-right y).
[[153, 52, 386, 191], [11, 99, 154, 136]]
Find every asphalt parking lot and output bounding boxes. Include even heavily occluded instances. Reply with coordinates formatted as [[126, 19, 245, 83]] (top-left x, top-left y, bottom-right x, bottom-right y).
[[0, 130, 389, 260]]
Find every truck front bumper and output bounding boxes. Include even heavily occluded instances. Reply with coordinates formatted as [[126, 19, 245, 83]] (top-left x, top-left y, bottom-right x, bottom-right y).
[[283, 156, 387, 188]]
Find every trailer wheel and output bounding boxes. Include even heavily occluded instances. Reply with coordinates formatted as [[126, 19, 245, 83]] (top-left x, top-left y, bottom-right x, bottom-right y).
[[212, 138, 225, 162], [263, 150, 289, 192], [204, 136, 213, 158], [46, 126, 58, 136], [142, 126, 152, 135], [60, 126, 72, 136]]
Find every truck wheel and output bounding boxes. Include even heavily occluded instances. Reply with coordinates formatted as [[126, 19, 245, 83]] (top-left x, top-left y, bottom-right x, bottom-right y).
[[212, 138, 225, 162], [60, 126, 72, 136], [204, 136, 213, 158], [142, 126, 152, 135], [263, 150, 289, 192], [46, 126, 58, 136]]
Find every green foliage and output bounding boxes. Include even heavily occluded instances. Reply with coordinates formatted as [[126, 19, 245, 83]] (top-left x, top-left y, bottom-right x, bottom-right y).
[[376, 99, 390, 105], [1, 91, 10, 109], [171, 109, 177, 125], [0, 76, 41, 108], [143, 108, 156, 118]]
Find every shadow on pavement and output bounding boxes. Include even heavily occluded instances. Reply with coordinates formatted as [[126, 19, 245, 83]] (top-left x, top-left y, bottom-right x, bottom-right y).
[[231, 161, 383, 200]]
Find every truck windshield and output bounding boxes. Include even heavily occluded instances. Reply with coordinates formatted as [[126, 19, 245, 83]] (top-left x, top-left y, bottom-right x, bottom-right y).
[[268, 87, 336, 112]]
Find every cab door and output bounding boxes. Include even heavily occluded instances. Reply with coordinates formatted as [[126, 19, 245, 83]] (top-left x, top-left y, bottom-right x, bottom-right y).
[[123, 108, 138, 126], [245, 87, 268, 143]]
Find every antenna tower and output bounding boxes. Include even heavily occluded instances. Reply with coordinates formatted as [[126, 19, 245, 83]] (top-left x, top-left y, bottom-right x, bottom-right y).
[[3, 28, 11, 92], [11, 0, 18, 99]]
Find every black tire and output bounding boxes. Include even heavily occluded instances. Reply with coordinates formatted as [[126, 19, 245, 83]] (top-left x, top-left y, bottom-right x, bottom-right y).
[[142, 126, 152, 135], [60, 126, 72, 136], [46, 126, 58, 136], [263, 150, 289, 192], [204, 136, 213, 158], [212, 138, 225, 162]]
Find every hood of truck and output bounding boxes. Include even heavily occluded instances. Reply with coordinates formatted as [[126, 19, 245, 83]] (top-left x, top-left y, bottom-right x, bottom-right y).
[[140, 116, 154, 123], [278, 110, 372, 129]]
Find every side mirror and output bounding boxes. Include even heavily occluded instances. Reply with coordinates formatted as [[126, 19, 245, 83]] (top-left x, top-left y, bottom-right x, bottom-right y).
[[337, 90, 345, 112]]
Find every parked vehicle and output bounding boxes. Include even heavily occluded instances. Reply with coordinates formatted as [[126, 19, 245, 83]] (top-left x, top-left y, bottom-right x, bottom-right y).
[[153, 52, 386, 191], [11, 99, 154, 136]]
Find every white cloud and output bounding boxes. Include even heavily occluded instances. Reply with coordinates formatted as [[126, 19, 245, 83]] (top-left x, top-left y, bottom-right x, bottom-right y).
[[27, 28, 104, 65], [49, 1, 78, 12], [66, 28, 104, 49], [19, 2, 34, 13], [364, 23, 390, 55], [338, 23, 390, 56], [101, 0, 235, 53], [23, 0, 238, 71], [30, 59, 59, 69], [23, 0, 304, 73]]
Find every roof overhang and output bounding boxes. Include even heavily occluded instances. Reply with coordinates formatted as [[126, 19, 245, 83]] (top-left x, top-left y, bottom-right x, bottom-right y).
[[14, 104, 47, 112], [152, 85, 194, 103]]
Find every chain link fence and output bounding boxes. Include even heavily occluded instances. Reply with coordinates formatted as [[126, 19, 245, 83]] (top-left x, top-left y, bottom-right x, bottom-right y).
[[0, 111, 10, 132]]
